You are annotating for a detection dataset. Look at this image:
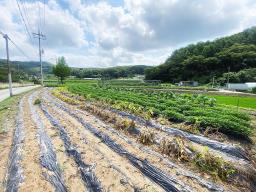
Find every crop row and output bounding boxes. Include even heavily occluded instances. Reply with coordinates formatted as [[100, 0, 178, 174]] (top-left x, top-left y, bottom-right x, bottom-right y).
[[67, 84, 252, 137]]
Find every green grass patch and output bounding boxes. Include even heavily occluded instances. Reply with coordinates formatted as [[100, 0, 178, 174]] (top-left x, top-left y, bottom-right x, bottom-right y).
[[0, 95, 22, 133], [212, 95, 256, 109]]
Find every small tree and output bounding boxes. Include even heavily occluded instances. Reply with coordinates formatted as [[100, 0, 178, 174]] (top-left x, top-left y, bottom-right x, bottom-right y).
[[53, 56, 71, 84]]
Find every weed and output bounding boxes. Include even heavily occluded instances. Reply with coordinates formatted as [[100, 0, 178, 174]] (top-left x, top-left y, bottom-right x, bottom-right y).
[[139, 130, 155, 145], [34, 99, 41, 105], [160, 137, 189, 161], [115, 118, 136, 132], [193, 148, 236, 180]]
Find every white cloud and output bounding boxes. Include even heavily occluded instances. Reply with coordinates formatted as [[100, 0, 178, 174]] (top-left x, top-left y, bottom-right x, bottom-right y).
[[0, 0, 256, 68]]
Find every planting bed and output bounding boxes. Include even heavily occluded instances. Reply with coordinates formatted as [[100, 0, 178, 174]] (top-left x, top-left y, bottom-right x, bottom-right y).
[[0, 86, 255, 192]]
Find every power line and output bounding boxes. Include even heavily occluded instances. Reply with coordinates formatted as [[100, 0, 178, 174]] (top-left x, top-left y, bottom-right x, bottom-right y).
[[15, 0, 33, 42], [20, 0, 33, 34], [8, 37, 32, 60], [37, 0, 42, 32], [43, 0, 46, 27], [1, 31, 33, 60]]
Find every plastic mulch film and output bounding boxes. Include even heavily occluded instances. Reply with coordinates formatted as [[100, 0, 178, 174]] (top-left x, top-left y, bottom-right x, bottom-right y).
[[44, 100, 195, 192], [5, 98, 25, 192], [110, 109, 249, 161], [40, 104, 102, 192], [29, 93, 67, 192], [46, 91, 226, 192]]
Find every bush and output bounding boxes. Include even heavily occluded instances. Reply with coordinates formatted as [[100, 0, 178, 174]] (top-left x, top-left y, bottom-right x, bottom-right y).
[[194, 149, 236, 180], [252, 87, 256, 94], [139, 131, 155, 145], [34, 99, 41, 105]]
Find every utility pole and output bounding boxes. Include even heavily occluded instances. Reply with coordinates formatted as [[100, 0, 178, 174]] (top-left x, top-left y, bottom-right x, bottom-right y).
[[33, 30, 46, 86], [227, 66, 230, 89], [212, 76, 215, 88], [3, 34, 13, 96]]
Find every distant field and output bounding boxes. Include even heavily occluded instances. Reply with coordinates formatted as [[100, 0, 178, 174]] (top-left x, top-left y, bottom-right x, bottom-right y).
[[212, 95, 256, 109], [45, 79, 256, 110]]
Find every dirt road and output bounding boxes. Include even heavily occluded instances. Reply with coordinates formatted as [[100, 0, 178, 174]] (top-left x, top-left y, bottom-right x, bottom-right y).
[[0, 88, 255, 191]]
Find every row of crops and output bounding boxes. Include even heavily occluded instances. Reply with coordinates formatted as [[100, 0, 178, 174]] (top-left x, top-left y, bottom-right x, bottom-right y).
[[98, 79, 217, 91], [67, 83, 253, 138]]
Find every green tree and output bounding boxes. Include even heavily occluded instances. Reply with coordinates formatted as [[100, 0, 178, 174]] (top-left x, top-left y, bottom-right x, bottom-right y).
[[53, 56, 71, 84], [145, 26, 256, 83]]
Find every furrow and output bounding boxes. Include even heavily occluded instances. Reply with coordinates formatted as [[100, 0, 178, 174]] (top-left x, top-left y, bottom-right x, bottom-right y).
[[39, 105, 102, 192], [28, 93, 67, 192], [45, 90, 228, 192], [34, 103, 86, 191], [4, 97, 24, 192], [42, 93, 195, 192], [12, 93, 53, 192], [109, 108, 250, 161], [40, 99, 163, 191]]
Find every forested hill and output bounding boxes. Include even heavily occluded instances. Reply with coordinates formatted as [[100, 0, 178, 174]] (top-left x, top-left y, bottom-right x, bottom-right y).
[[71, 65, 152, 79], [145, 27, 256, 83], [0, 59, 53, 82]]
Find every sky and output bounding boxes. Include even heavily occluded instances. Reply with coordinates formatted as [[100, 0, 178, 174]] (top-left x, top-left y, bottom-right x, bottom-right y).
[[0, 0, 256, 68]]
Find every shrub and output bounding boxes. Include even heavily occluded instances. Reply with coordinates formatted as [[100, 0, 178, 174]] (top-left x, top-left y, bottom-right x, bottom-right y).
[[160, 137, 189, 161], [115, 118, 136, 132], [34, 99, 41, 105], [193, 149, 236, 180], [252, 87, 256, 94], [139, 131, 155, 145]]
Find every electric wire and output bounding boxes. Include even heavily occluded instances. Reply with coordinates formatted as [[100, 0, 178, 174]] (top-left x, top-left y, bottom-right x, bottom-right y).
[[15, 0, 33, 42], [8, 37, 32, 60]]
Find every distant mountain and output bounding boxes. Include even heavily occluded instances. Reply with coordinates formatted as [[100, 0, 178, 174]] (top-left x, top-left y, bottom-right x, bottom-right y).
[[71, 65, 152, 79], [0, 59, 53, 82], [145, 27, 256, 83], [0, 59, 152, 82]]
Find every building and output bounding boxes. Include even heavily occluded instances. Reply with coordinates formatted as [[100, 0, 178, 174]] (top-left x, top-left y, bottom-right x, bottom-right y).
[[227, 82, 256, 90], [178, 81, 199, 87]]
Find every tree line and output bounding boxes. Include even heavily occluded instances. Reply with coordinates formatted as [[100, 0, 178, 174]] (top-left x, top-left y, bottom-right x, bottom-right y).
[[145, 27, 256, 84], [71, 65, 151, 79]]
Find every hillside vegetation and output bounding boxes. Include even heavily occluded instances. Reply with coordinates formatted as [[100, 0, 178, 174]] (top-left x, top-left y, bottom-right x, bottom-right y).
[[146, 27, 256, 83], [71, 65, 152, 79], [0, 59, 53, 82]]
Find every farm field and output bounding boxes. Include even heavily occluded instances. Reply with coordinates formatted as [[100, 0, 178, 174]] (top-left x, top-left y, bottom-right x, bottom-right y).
[[0, 84, 255, 191], [212, 95, 256, 109]]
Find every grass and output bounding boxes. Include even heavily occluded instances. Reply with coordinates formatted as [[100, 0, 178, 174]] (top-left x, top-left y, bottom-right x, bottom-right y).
[[212, 95, 256, 109], [0, 95, 22, 133]]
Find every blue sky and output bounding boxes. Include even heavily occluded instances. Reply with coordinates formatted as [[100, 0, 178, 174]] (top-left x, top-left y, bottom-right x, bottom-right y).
[[0, 0, 256, 68]]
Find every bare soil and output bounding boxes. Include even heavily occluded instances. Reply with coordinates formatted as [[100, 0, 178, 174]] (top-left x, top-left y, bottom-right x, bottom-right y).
[[1, 88, 255, 192]]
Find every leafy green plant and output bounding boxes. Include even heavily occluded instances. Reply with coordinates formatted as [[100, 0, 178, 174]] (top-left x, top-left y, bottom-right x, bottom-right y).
[[66, 83, 252, 137], [193, 148, 236, 180], [34, 99, 41, 105]]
